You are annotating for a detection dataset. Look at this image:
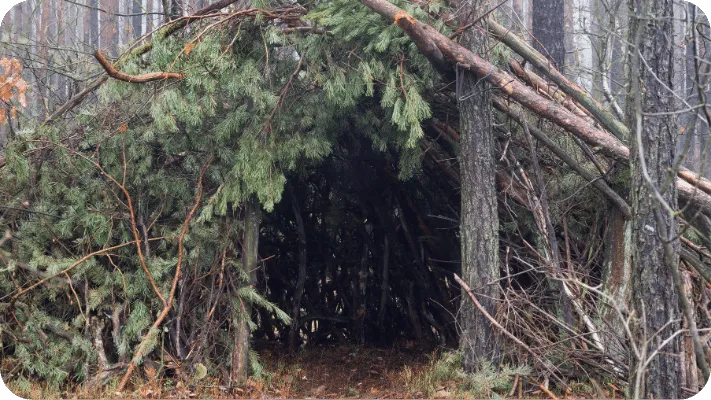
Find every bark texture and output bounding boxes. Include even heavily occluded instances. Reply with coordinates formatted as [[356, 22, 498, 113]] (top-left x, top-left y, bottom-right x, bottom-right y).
[[288, 185, 307, 352], [599, 205, 632, 360], [231, 197, 261, 384], [451, 0, 500, 371], [532, 0, 566, 71], [89, 0, 99, 48], [628, 0, 681, 397], [133, 0, 143, 37]]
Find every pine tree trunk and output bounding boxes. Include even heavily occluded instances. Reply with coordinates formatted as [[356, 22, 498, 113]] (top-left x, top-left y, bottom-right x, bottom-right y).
[[170, 0, 183, 20], [106, 0, 115, 48], [451, 0, 501, 371], [532, 0, 566, 71], [133, 0, 143, 38], [89, 0, 99, 48], [562, 0, 574, 74], [288, 186, 307, 352], [628, 0, 681, 397], [230, 197, 261, 385]]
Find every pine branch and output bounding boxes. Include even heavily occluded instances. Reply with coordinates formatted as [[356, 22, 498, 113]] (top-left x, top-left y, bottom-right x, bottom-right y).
[[263, 57, 304, 136], [43, 0, 247, 124], [9, 241, 137, 306], [27, 139, 166, 305]]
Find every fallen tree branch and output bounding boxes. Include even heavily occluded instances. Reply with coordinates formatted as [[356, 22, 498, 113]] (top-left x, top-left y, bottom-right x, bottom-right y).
[[493, 98, 631, 219], [43, 75, 109, 125], [678, 168, 711, 196], [507, 59, 594, 124], [488, 17, 711, 203], [359, 0, 629, 163], [487, 18, 628, 141], [94, 50, 184, 83], [679, 247, 711, 285], [678, 180, 711, 216], [357, 0, 711, 218], [530, 378, 560, 400]]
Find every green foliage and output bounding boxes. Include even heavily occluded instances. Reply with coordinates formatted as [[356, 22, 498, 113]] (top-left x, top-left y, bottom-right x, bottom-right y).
[[465, 361, 531, 398], [11, 306, 95, 386], [193, 362, 208, 382], [249, 350, 265, 380], [237, 286, 292, 325], [0, 0, 452, 388], [402, 351, 531, 398]]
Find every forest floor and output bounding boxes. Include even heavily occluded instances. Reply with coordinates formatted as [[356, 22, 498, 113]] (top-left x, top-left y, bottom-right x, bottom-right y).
[[252, 342, 434, 398], [5, 343, 614, 399]]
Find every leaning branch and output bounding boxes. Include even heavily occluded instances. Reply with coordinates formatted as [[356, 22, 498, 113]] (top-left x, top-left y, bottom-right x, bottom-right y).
[[487, 18, 628, 141], [507, 59, 594, 124], [358, 0, 630, 162], [357, 0, 711, 218], [679, 247, 711, 285], [494, 98, 631, 218], [488, 18, 711, 202], [94, 51, 184, 83], [678, 168, 711, 196]]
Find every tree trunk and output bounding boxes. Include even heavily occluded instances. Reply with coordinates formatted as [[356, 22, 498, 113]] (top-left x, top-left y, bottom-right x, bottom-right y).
[[451, 0, 501, 371], [563, 0, 579, 81], [681, 268, 699, 391], [133, 0, 143, 38], [288, 185, 307, 352], [532, 0, 566, 71], [89, 0, 99, 48], [378, 234, 389, 329], [230, 197, 261, 385], [170, 0, 183, 20], [101, 0, 117, 56], [355, 237, 368, 345], [628, 0, 681, 397]]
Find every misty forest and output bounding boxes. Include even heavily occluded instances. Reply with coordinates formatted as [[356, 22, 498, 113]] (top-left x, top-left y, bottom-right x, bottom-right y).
[[1, 0, 711, 398]]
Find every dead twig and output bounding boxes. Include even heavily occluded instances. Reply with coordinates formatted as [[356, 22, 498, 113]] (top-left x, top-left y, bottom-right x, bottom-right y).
[[453, 273, 569, 391]]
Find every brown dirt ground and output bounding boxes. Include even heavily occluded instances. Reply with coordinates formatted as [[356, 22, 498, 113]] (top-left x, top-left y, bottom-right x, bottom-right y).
[[254, 342, 434, 399]]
